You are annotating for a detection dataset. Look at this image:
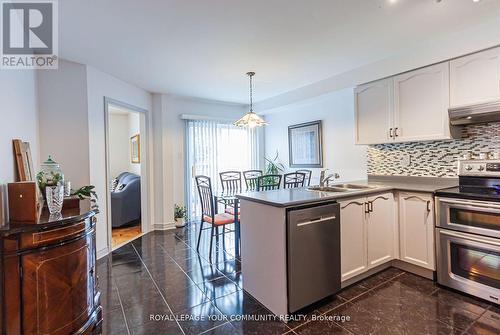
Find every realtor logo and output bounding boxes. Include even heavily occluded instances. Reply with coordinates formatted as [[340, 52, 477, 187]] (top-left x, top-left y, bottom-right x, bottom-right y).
[[1, 0, 58, 69]]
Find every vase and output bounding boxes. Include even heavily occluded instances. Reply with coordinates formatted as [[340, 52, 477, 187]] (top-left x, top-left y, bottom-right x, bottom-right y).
[[175, 218, 186, 228], [46, 186, 64, 214], [37, 156, 64, 198]]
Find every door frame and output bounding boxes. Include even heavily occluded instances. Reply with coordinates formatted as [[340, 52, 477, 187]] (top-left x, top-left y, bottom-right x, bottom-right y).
[[104, 97, 151, 251]]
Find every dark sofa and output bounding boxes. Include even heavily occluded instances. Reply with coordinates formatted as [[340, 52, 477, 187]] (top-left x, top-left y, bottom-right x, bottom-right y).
[[111, 172, 141, 228]]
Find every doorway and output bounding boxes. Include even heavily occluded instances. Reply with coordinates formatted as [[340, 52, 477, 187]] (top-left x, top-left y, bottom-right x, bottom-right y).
[[104, 98, 149, 250]]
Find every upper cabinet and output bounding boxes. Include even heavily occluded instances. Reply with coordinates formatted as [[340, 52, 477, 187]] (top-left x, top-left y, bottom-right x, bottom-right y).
[[355, 64, 451, 144], [393, 63, 450, 142], [450, 47, 500, 107], [355, 78, 393, 145], [355, 47, 500, 145]]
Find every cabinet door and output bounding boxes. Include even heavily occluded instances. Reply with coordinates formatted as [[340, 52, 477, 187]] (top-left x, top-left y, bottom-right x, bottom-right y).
[[450, 47, 500, 107], [355, 78, 393, 145], [21, 235, 95, 335], [367, 193, 396, 268], [394, 63, 450, 142], [340, 198, 368, 281], [399, 193, 435, 270]]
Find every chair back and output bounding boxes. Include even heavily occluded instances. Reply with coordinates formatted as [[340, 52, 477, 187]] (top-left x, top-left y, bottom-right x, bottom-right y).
[[243, 170, 263, 191], [296, 169, 312, 186], [283, 172, 306, 189], [257, 174, 282, 191], [195, 175, 214, 218], [219, 171, 242, 192]]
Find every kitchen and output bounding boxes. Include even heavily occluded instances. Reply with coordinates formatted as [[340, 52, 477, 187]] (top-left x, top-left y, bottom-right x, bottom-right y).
[[2, 1, 500, 334]]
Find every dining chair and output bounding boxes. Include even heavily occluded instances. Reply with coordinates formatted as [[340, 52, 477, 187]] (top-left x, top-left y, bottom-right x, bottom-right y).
[[195, 175, 235, 260], [283, 172, 306, 188], [243, 170, 263, 191], [296, 169, 312, 186], [257, 174, 282, 191], [219, 171, 242, 192]]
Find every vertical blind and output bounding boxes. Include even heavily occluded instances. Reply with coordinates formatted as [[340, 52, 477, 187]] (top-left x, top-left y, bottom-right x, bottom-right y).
[[185, 119, 260, 217]]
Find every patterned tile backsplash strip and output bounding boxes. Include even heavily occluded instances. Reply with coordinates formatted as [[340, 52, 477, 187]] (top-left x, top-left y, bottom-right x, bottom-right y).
[[367, 122, 500, 177]]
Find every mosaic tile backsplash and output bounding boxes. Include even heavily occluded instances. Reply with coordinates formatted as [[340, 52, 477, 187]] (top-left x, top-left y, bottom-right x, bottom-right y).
[[367, 122, 500, 177]]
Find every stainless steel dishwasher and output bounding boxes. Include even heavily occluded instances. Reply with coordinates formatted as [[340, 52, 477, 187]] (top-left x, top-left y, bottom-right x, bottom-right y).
[[287, 202, 341, 313]]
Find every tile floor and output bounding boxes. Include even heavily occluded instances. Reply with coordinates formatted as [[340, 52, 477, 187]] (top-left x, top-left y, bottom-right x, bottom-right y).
[[98, 224, 500, 335]]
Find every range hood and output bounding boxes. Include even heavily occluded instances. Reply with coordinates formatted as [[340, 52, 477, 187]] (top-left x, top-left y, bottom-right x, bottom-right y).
[[449, 101, 500, 126]]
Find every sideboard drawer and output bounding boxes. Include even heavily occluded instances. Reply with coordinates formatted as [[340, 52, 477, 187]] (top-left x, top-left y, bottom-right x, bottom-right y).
[[20, 219, 93, 249]]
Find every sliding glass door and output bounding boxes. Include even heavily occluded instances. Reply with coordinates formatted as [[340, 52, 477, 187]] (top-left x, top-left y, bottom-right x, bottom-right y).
[[185, 119, 260, 217]]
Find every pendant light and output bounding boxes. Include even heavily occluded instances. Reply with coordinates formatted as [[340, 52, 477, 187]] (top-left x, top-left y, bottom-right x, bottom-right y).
[[234, 72, 268, 128]]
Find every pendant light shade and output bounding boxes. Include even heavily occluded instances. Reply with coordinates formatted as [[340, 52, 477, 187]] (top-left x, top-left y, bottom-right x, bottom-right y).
[[234, 72, 267, 128]]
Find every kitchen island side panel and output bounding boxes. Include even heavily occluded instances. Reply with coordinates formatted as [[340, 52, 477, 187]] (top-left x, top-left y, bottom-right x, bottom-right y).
[[239, 199, 289, 317]]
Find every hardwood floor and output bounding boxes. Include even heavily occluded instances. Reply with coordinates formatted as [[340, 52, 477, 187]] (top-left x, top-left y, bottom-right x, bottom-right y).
[[111, 224, 141, 248]]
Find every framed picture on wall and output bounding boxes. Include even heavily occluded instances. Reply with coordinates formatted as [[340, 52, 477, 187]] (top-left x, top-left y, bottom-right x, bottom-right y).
[[130, 134, 140, 164], [288, 120, 323, 168]]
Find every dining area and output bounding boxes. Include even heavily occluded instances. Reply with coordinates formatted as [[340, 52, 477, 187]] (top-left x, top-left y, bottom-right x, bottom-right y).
[[193, 169, 313, 260]]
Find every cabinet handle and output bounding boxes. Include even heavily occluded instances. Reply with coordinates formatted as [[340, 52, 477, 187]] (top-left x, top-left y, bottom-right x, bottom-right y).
[[364, 202, 370, 214], [426, 200, 431, 212], [389, 128, 394, 138], [369, 201, 373, 212], [341, 201, 365, 210], [394, 127, 399, 137]]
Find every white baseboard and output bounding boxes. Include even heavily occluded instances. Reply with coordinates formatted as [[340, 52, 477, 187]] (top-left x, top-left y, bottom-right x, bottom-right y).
[[152, 222, 176, 230], [97, 247, 110, 260]]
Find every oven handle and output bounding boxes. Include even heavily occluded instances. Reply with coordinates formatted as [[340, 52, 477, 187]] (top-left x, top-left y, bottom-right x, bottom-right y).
[[439, 229, 500, 247], [439, 198, 500, 212]]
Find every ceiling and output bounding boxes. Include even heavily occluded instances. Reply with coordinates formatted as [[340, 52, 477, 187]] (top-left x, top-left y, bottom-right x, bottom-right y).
[[60, 0, 500, 104]]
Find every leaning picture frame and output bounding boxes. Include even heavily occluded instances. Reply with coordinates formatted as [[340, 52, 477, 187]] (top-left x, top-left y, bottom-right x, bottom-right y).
[[288, 120, 323, 168], [130, 134, 140, 164]]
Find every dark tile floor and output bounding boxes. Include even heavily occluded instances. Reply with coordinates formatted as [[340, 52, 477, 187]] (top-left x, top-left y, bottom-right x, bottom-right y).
[[97, 224, 499, 335]]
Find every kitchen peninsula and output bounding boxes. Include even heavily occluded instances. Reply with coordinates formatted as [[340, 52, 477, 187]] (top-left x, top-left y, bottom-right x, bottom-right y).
[[237, 176, 458, 317]]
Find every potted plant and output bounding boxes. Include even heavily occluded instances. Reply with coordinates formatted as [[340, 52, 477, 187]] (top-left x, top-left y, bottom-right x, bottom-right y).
[[263, 151, 285, 185], [174, 204, 187, 228]]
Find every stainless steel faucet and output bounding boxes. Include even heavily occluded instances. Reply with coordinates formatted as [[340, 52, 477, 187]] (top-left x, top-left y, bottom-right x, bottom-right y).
[[319, 169, 340, 187]]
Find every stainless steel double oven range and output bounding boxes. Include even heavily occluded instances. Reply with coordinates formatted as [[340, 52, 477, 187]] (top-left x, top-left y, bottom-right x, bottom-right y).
[[435, 159, 500, 304]]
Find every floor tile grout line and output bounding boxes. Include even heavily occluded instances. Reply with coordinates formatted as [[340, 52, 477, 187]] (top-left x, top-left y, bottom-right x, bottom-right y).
[[131, 243, 186, 335], [112, 277, 132, 335], [198, 321, 233, 335], [156, 242, 231, 320], [333, 321, 357, 335]]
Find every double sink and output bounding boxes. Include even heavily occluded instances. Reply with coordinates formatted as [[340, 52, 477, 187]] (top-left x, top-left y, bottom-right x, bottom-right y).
[[308, 183, 377, 193]]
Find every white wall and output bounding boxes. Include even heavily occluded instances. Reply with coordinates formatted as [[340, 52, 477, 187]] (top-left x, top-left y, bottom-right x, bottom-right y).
[[108, 111, 142, 178], [152, 94, 247, 227], [108, 113, 131, 178], [128, 112, 141, 175], [86, 65, 152, 256], [37, 60, 90, 189], [0, 70, 39, 223], [264, 88, 366, 184]]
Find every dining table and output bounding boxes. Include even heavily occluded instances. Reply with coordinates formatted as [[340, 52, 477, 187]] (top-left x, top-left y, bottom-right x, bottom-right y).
[[213, 190, 243, 257]]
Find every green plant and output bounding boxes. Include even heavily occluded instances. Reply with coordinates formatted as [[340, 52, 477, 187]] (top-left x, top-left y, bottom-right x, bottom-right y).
[[71, 185, 98, 209], [263, 151, 285, 185], [36, 170, 63, 192], [174, 204, 187, 220]]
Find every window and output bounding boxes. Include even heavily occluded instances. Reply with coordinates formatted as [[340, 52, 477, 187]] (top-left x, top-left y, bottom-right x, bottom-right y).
[[185, 119, 260, 217]]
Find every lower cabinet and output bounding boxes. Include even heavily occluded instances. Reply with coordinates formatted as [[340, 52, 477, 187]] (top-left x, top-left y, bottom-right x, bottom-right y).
[[340, 192, 396, 282], [398, 192, 435, 270]]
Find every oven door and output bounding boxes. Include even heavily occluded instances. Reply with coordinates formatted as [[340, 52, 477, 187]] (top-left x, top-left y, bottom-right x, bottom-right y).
[[436, 197, 500, 239], [436, 228, 500, 304]]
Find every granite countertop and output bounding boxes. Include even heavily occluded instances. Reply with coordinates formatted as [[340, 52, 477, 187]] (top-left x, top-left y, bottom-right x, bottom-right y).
[[236, 175, 459, 207]]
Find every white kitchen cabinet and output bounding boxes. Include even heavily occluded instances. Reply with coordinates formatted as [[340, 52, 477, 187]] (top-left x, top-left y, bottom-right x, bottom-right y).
[[366, 193, 396, 268], [340, 192, 396, 282], [450, 47, 500, 107], [393, 63, 451, 142], [340, 199, 367, 281], [354, 78, 393, 145], [398, 192, 435, 270]]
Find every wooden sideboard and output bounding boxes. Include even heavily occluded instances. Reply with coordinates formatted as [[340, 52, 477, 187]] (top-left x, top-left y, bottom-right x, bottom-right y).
[[0, 202, 102, 335]]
